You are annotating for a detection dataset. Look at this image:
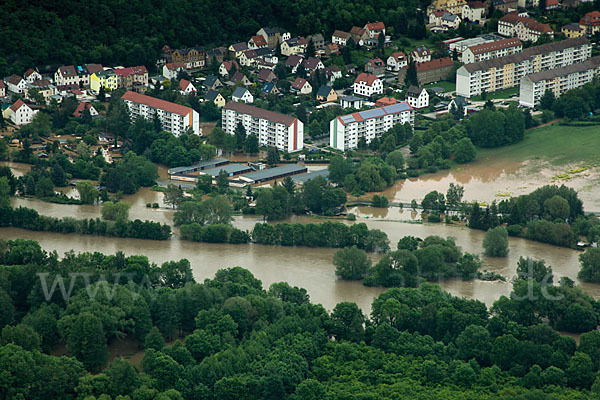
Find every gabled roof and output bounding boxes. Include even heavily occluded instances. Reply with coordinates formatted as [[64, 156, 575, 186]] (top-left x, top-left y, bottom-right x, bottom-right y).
[[467, 1, 485, 8], [204, 75, 220, 87], [230, 71, 247, 82], [354, 72, 379, 86], [261, 81, 277, 93], [221, 60, 240, 72], [6, 75, 23, 85], [165, 62, 185, 71], [261, 26, 287, 36], [292, 77, 310, 90], [230, 42, 249, 52], [232, 87, 250, 99], [499, 13, 552, 33], [350, 26, 366, 36], [285, 55, 303, 67], [451, 96, 468, 107], [332, 30, 351, 39], [73, 102, 94, 117], [389, 51, 406, 61], [562, 23, 583, 32], [255, 47, 273, 57], [580, 11, 600, 26], [243, 50, 258, 59], [24, 68, 38, 78], [317, 85, 334, 98], [442, 12, 459, 22], [250, 35, 268, 47], [86, 64, 104, 75], [285, 37, 308, 47], [257, 68, 276, 82], [179, 79, 194, 91], [10, 99, 28, 112], [224, 102, 296, 126], [366, 58, 384, 67], [311, 33, 324, 42], [365, 22, 385, 31], [375, 96, 398, 106], [302, 57, 322, 70], [467, 37, 522, 55], [412, 46, 431, 57], [205, 89, 222, 101], [114, 65, 148, 77], [121, 91, 193, 116], [0, 81, 5, 89], [415, 57, 454, 72], [406, 85, 425, 97]]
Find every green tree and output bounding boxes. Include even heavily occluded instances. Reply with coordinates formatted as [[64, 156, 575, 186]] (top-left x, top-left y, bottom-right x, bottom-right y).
[[483, 226, 509, 257], [385, 150, 405, 169], [544, 195, 570, 220], [234, 122, 246, 151], [405, 61, 418, 87], [244, 134, 259, 154], [333, 246, 371, 280], [566, 352, 595, 389], [1, 323, 41, 351], [67, 312, 107, 371], [0, 177, 11, 209], [330, 302, 365, 342], [144, 326, 165, 350], [101, 201, 131, 221], [457, 253, 482, 280], [163, 184, 184, 209], [105, 358, 140, 397], [76, 180, 99, 204], [454, 137, 476, 163], [539, 89, 555, 110], [456, 324, 491, 364], [578, 248, 600, 283], [516, 257, 553, 284], [216, 170, 229, 193], [266, 147, 280, 165], [196, 174, 212, 193]]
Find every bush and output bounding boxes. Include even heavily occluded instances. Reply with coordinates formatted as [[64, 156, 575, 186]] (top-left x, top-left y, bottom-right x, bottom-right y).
[[506, 224, 523, 237], [483, 226, 509, 257], [427, 214, 441, 223], [242, 206, 256, 215], [347, 213, 356, 221], [146, 203, 151, 208], [152, 203, 159, 208], [371, 194, 389, 208]]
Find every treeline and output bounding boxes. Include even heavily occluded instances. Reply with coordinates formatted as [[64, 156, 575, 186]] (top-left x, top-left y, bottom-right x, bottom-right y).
[[0, 206, 171, 240], [3, 240, 600, 398], [467, 104, 525, 148], [540, 79, 600, 121]]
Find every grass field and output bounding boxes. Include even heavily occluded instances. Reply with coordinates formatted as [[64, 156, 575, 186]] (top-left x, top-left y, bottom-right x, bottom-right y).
[[471, 87, 519, 101], [424, 81, 456, 92], [477, 122, 600, 166]]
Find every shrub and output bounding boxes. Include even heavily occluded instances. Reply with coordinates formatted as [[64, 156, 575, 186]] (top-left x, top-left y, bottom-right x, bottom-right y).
[[506, 224, 523, 237], [428, 214, 441, 223]]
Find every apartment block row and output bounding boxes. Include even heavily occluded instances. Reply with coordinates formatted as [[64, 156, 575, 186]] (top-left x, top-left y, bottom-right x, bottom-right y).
[[222, 102, 303, 153], [122, 91, 200, 136], [462, 37, 522, 64], [330, 103, 414, 151], [456, 37, 591, 98], [519, 56, 600, 108]]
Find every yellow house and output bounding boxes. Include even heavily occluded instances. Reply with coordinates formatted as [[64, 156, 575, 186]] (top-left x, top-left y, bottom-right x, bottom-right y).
[[206, 90, 226, 108], [90, 70, 118, 94], [281, 37, 307, 57], [428, 0, 466, 16], [316, 85, 338, 102], [561, 23, 584, 38]]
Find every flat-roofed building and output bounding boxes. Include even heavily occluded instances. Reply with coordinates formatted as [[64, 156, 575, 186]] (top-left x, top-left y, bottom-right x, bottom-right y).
[[239, 164, 308, 184], [122, 91, 201, 136], [222, 102, 303, 152], [330, 102, 414, 151], [519, 56, 600, 108], [462, 37, 522, 64], [201, 164, 254, 178]]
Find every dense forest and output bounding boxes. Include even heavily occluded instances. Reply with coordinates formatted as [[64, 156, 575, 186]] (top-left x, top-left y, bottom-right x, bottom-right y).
[[3, 241, 600, 399], [1, 0, 425, 75]]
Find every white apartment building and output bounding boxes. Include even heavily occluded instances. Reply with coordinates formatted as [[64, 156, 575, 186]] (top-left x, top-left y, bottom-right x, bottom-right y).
[[353, 73, 383, 97], [456, 37, 591, 98], [462, 37, 522, 64], [122, 91, 200, 136], [222, 102, 303, 152], [498, 14, 553, 43], [519, 56, 600, 108], [330, 102, 414, 151]]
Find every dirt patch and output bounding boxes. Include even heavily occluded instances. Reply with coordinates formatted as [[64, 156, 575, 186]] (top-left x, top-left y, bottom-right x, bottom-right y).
[[200, 122, 217, 136]]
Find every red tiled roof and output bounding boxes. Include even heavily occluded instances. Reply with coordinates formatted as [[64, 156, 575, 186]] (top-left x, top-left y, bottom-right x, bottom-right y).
[[500, 14, 552, 33], [58, 65, 77, 77], [224, 101, 296, 126], [468, 1, 485, 8], [165, 62, 185, 71], [580, 11, 600, 26], [285, 55, 303, 67], [24, 68, 37, 77], [390, 51, 406, 61], [375, 96, 398, 106], [221, 60, 240, 72], [251, 35, 267, 47], [546, 0, 559, 6], [121, 91, 193, 116], [292, 77, 309, 90], [10, 99, 27, 112], [332, 30, 351, 39], [179, 79, 193, 91], [114, 65, 148, 76], [354, 72, 379, 86], [350, 27, 366, 36], [365, 22, 385, 31], [467, 37, 522, 55], [73, 102, 93, 117], [367, 58, 384, 67], [0, 81, 5, 89], [302, 57, 322, 70], [86, 64, 104, 75], [416, 57, 454, 72], [6, 75, 23, 85]]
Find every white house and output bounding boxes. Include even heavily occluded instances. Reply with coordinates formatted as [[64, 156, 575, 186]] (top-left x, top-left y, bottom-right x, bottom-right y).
[[6, 75, 27, 94], [353, 73, 383, 97], [9, 99, 37, 125], [332, 30, 351, 46], [232, 87, 254, 103], [24, 69, 42, 83], [462, 1, 486, 24], [179, 79, 197, 94], [162, 62, 185, 80], [387, 51, 408, 71], [291, 78, 313, 95], [411, 46, 432, 63], [405, 86, 429, 109]]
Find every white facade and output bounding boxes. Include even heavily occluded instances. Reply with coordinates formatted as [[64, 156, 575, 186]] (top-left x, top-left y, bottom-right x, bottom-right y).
[[162, 64, 184, 80], [122, 91, 200, 136], [353, 73, 383, 97], [6, 77, 26, 94], [330, 103, 414, 151], [406, 88, 429, 109], [498, 16, 553, 43], [519, 56, 600, 108], [462, 38, 522, 64], [456, 37, 591, 98], [222, 102, 303, 153], [387, 52, 408, 71], [9, 101, 38, 125], [462, 4, 485, 24], [232, 88, 254, 103]]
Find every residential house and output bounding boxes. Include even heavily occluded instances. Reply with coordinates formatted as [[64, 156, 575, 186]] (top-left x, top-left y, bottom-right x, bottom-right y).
[[365, 58, 386, 77], [179, 79, 197, 94], [339, 95, 364, 109], [113, 66, 149, 90], [24, 69, 42, 83], [203, 75, 223, 91], [456, 37, 591, 97], [6, 75, 26, 94], [205, 90, 226, 107], [332, 30, 351, 46], [519, 56, 600, 107], [545, 0, 561, 10], [257, 68, 277, 83], [416, 57, 454, 85], [169, 47, 206, 68], [324, 43, 340, 57], [260, 81, 280, 96], [239, 50, 258, 67], [162, 62, 185, 80], [428, 0, 467, 16], [248, 35, 268, 50], [291, 78, 313, 94], [316, 85, 337, 102], [364, 22, 386, 43], [353, 73, 383, 97], [90, 69, 118, 94], [149, 76, 167, 90], [122, 91, 200, 136], [498, 13, 553, 42], [285, 55, 304, 73], [462, 1, 486, 24], [462, 37, 522, 64], [8, 99, 37, 125], [375, 96, 399, 107], [0, 81, 5, 97], [25, 79, 57, 104], [411, 46, 432, 63], [206, 47, 227, 64], [281, 37, 308, 56], [429, 10, 447, 27], [256, 27, 289, 49], [330, 102, 414, 151], [580, 11, 600, 36], [346, 64, 357, 75], [308, 33, 325, 50], [562, 23, 585, 38], [324, 65, 342, 84], [387, 52, 408, 71], [222, 102, 303, 152], [230, 72, 251, 86], [54, 65, 91, 87], [442, 12, 461, 30], [72, 102, 99, 118], [405, 86, 430, 109], [229, 42, 249, 58], [219, 60, 240, 78], [349, 27, 367, 46], [448, 96, 468, 115], [256, 47, 278, 64], [301, 57, 325, 74], [232, 87, 254, 103]]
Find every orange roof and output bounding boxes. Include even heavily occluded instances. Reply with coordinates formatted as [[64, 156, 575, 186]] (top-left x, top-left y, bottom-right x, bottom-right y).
[[73, 102, 93, 117], [366, 22, 385, 31], [121, 91, 193, 116], [10, 99, 27, 112], [179, 79, 193, 91], [500, 13, 552, 33], [467, 37, 522, 55], [415, 57, 454, 72], [165, 62, 185, 71], [354, 72, 379, 86], [390, 51, 406, 61], [580, 11, 600, 26], [292, 77, 309, 90], [375, 97, 398, 106], [251, 35, 267, 46]]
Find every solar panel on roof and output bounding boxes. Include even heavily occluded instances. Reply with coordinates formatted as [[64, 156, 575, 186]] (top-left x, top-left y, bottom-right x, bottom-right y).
[[359, 108, 385, 119], [340, 115, 355, 123], [383, 103, 410, 114]]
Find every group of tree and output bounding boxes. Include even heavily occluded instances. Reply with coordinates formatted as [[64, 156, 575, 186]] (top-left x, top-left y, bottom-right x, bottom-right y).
[[4, 238, 600, 398], [329, 156, 397, 195], [466, 104, 525, 148], [539, 80, 600, 120]]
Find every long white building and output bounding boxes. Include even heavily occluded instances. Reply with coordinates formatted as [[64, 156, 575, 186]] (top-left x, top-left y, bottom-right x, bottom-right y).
[[462, 37, 522, 64], [222, 102, 303, 152], [456, 37, 591, 98], [121, 91, 200, 136], [519, 56, 600, 108], [330, 103, 414, 151]]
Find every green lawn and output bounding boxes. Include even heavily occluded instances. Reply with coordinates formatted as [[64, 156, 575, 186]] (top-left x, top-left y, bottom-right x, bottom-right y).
[[477, 123, 600, 166], [424, 81, 456, 93], [470, 87, 519, 101]]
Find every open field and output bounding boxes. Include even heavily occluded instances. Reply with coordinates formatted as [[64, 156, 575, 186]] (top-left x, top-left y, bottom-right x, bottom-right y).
[[470, 86, 519, 101], [424, 81, 456, 92]]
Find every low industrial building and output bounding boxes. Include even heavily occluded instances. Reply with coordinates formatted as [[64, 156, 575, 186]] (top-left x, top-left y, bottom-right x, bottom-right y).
[[168, 158, 229, 180], [238, 164, 308, 184], [292, 169, 329, 185], [200, 164, 254, 178]]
